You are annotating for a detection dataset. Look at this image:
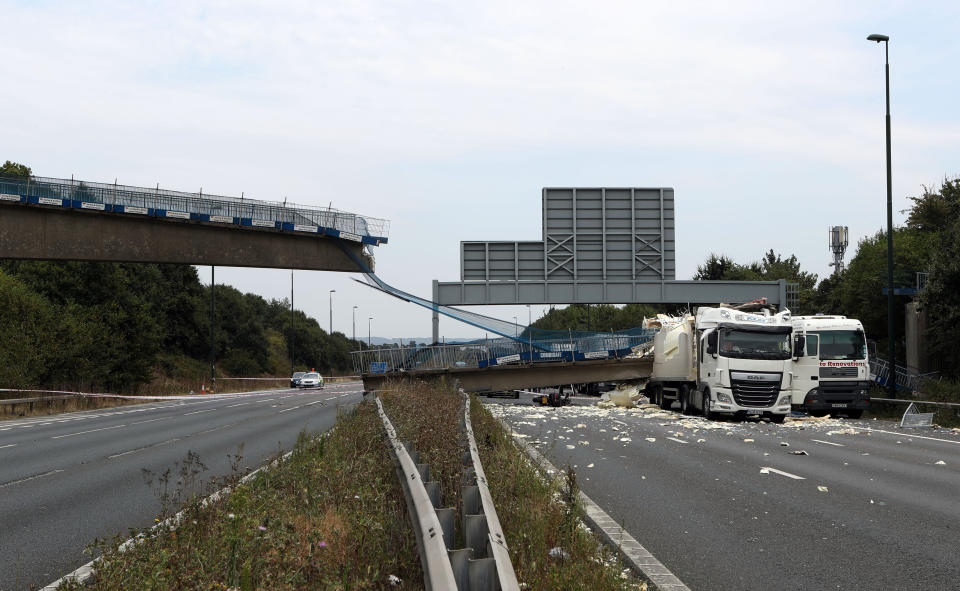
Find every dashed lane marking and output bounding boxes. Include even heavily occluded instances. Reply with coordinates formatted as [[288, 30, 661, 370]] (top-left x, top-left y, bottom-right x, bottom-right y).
[[0, 469, 64, 488], [760, 467, 806, 480], [184, 409, 216, 416], [811, 439, 845, 447], [666, 437, 688, 444], [51, 424, 127, 439], [277, 399, 326, 413], [130, 417, 171, 425], [0, 443, 17, 449], [226, 402, 250, 408], [108, 438, 180, 459]]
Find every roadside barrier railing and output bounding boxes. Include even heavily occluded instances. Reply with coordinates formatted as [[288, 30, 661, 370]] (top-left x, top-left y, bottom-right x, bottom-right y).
[[375, 395, 520, 591], [869, 357, 939, 391]]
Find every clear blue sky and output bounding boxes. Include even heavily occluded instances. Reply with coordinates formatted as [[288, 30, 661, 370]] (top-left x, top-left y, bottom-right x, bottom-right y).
[[3, 1, 958, 340]]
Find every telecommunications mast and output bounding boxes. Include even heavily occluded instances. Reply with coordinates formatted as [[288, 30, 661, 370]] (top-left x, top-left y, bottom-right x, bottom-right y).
[[829, 226, 849, 274]]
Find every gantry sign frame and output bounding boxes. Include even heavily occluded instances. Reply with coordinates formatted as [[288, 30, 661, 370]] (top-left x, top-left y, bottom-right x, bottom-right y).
[[432, 187, 787, 342]]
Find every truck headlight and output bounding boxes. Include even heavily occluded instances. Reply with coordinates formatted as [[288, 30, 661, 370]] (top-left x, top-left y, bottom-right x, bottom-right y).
[[778, 395, 792, 406], [716, 392, 731, 403]]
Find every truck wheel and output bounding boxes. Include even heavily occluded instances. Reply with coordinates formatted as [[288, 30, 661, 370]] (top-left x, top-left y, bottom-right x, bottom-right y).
[[846, 409, 863, 419], [679, 385, 692, 415], [703, 392, 717, 420], [658, 388, 672, 410], [769, 414, 786, 424]]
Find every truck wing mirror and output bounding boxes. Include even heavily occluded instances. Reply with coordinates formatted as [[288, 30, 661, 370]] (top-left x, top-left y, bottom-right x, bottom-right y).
[[793, 336, 805, 358]]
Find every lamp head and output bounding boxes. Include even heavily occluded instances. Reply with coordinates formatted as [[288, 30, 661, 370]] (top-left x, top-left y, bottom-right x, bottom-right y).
[[867, 34, 889, 43]]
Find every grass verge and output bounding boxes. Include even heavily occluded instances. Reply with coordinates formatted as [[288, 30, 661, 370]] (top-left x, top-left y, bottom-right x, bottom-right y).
[[57, 379, 644, 590]]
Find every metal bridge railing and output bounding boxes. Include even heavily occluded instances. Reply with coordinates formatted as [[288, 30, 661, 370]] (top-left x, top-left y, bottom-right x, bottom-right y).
[[0, 175, 390, 241], [352, 330, 655, 375], [869, 356, 939, 391]]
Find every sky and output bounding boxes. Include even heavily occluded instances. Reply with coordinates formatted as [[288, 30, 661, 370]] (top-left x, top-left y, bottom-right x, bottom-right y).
[[3, 1, 959, 341]]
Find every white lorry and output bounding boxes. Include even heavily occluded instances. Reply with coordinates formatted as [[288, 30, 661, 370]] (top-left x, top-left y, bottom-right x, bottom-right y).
[[644, 303, 794, 422], [790, 315, 871, 418]]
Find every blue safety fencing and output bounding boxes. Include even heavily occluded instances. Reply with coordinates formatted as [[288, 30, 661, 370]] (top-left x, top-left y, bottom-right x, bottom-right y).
[[0, 175, 389, 246], [351, 328, 655, 375]]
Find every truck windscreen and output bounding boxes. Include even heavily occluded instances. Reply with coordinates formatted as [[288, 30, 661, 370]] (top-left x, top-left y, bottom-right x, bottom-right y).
[[812, 330, 866, 360], [719, 329, 790, 360]]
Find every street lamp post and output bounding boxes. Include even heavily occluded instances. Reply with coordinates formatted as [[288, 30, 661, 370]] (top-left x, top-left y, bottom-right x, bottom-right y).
[[329, 289, 336, 335], [353, 305, 359, 346], [867, 33, 896, 397], [290, 270, 295, 373], [368, 317, 373, 347]]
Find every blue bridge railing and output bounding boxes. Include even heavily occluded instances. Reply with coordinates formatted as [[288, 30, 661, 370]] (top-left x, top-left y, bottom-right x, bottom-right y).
[[0, 175, 389, 246], [352, 330, 655, 375]]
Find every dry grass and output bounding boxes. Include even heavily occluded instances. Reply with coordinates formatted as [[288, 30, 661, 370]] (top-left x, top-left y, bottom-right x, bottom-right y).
[[59, 405, 420, 591]]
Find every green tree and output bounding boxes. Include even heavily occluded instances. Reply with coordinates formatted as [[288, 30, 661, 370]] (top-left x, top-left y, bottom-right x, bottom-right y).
[[906, 177, 960, 234], [920, 217, 960, 376], [0, 160, 31, 178], [693, 250, 817, 313]]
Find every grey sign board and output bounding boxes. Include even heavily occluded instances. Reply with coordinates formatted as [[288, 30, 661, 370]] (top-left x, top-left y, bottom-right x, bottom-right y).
[[461, 188, 675, 282]]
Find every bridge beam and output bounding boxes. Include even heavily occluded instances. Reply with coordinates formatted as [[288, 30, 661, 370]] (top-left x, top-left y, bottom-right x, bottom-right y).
[[0, 204, 373, 271], [362, 357, 653, 393]]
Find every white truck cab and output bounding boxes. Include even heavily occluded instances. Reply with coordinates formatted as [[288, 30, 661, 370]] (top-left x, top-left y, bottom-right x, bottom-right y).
[[646, 304, 794, 422], [791, 315, 870, 418]]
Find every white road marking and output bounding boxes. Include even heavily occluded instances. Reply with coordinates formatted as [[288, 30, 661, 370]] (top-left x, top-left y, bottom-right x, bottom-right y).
[[759, 467, 806, 480], [855, 427, 960, 445], [666, 437, 688, 444], [226, 402, 250, 408], [52, 424, 127, 439], [0, 469, 64, 488], [278, 399, 325, 413], [0, 443, 17, 449], [184, 409, 216, 415], [198, 423, 235, 435], [811, 439, 845, 447], [108, 438, 180, 459], [131, 417, 171, 425]]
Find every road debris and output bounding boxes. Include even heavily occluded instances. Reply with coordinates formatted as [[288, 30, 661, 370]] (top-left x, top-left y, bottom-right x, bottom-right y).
[[790, 450, 809, 455], [935, 460, 946, 465], [743, 438, 754, 443], [817, 485, 829, 492], [780, 442, 790, 447], [645, 437, 656, 443]]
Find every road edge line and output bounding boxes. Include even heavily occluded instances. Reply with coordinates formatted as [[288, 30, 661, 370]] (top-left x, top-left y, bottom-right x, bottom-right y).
[[495, 416, 691, 591]]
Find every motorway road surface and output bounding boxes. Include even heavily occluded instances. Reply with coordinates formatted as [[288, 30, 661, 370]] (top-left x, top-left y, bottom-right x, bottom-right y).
[[486, 393, 960, 591], [0, 382, 363, 591]]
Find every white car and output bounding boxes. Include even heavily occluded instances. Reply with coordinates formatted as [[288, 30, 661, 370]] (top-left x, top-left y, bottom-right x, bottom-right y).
[[298, 372, 324, 389]]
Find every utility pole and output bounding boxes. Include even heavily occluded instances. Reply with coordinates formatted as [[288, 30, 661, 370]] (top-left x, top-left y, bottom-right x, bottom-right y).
[[329, 289, 336, 335], [290, 270, 295, 373], [210, 266, 216, 392]]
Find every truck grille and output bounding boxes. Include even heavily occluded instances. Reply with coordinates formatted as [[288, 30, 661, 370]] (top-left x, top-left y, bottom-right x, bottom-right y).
[[820, 366, 859, 378], [729, 372, 782, 407], [819, 381, 860, 401]]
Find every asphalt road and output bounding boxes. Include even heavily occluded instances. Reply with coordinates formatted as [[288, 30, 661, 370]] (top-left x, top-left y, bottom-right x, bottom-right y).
[[486, 393, 960, 591], [0, 382, 363, 591]]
